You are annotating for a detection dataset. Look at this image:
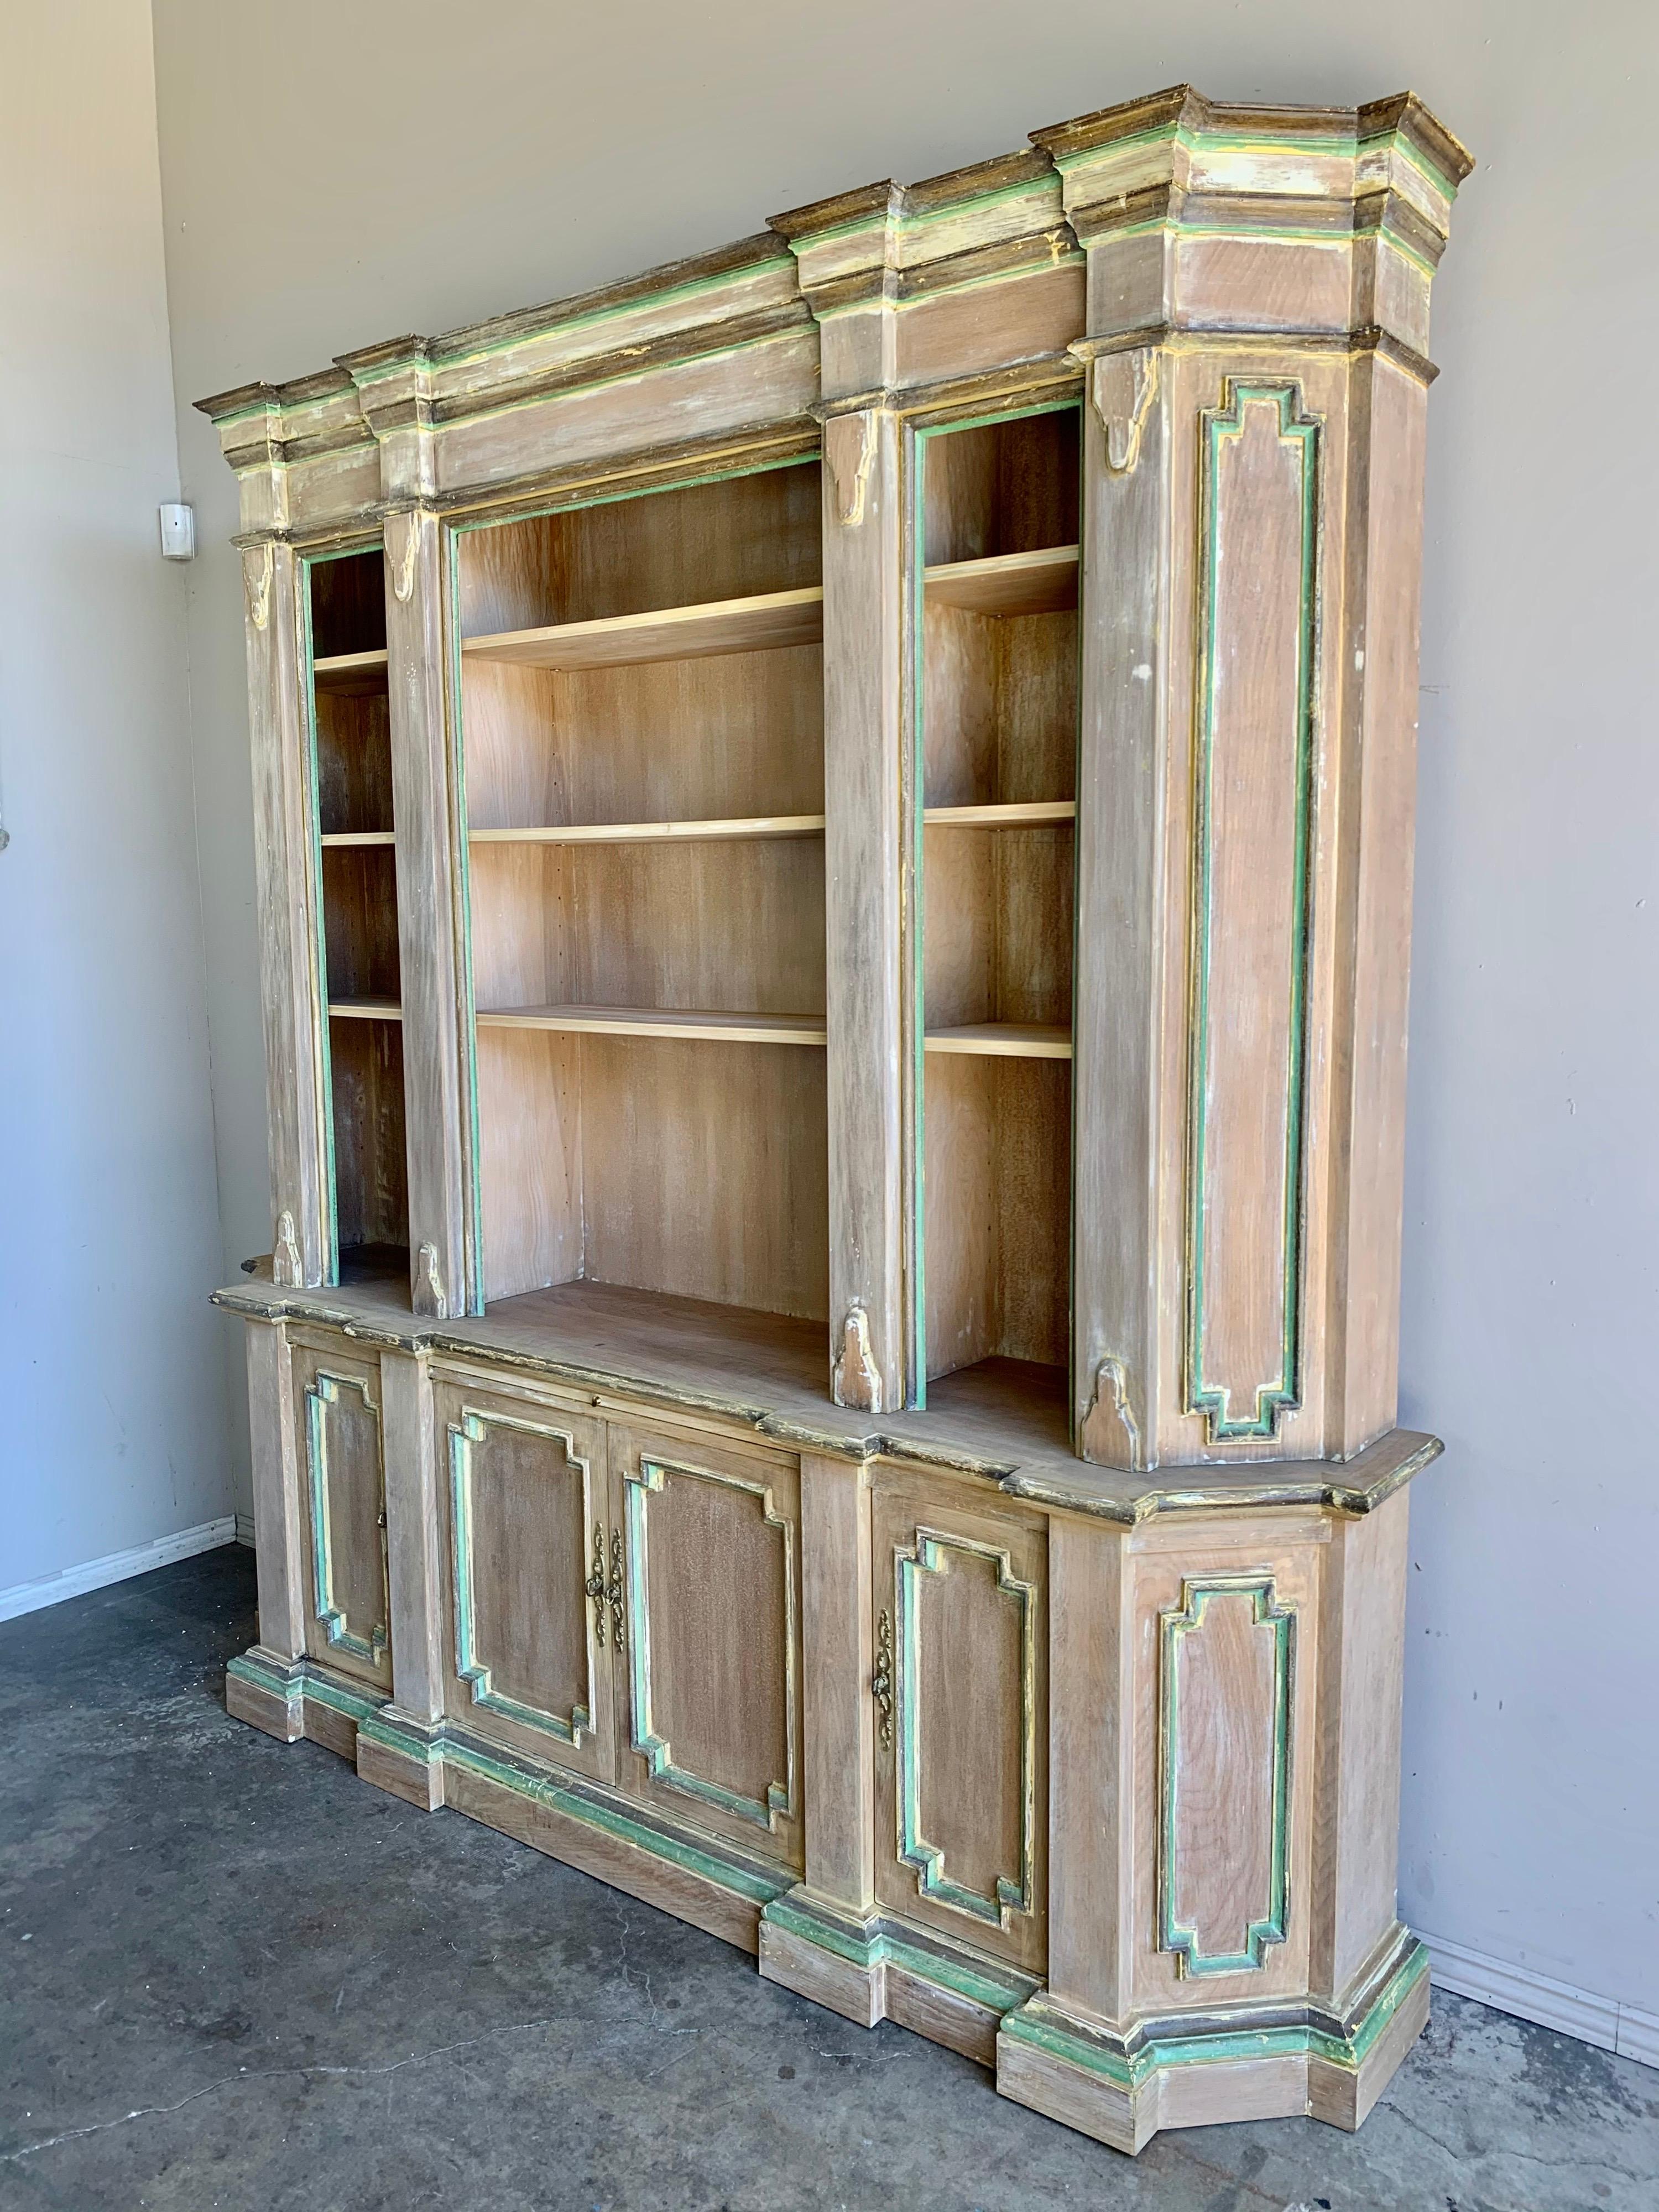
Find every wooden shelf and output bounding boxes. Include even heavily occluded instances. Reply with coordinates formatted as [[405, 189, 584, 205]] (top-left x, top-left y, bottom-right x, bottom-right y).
[[321, 829, 395, 847], [470, 813, 825, 847], [922, 545, 1078, 617], [462, 587, 825, 674], [329, 998, 403, 1022], [924, 1023, 1072, 1060], [923, 801, 1075, 828], [314, 648, 390, 695], [476, 1004, 826, 1047]]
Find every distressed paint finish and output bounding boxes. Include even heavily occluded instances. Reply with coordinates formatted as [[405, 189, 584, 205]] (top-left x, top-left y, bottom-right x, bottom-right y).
[[623, 1450, 800, 1838], [207, 80, 1467, 2158], [1157, 1574, 1295, 1974], [448, 1406, 600, 1745], [896, 1528, 1038, 1930], [247, 538, 330, 1287], [302, 1368, 389, 1673], [1185, 382, 1321, 1443]]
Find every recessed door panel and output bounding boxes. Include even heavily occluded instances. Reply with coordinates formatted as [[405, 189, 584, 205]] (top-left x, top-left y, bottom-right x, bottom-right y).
[[292, 1346, 391, 1691], [608, 1422, 802, 1870], [434, 1384, 612, 1780], [873, 1480, 1047, 1971]]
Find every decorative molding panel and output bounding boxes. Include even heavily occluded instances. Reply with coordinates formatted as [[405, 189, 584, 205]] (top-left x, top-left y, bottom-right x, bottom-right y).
[[1183, 380, 1321, 1443], [1158, 1573, 1295, 1976], [1092, 347, 1159, 474], [447, 1407, 598, 1744], [304, 1371, 388, 1664], [624, 1454, 799, 1830], [896, 1529, 1037, 1931]]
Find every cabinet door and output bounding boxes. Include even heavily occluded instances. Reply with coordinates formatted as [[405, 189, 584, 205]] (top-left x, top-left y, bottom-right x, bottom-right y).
[[607, 1422, 803, 1871], [872, 1480, 1047, 1973], [293, 1345, 392, 1691], [434, 1383, 613, 1782]]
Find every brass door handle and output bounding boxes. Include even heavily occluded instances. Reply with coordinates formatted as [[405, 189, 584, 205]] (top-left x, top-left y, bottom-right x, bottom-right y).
[[873, 1608, 894, 1749], [587, 1523, 608, 1646], [608, 1527, 626, 1655]]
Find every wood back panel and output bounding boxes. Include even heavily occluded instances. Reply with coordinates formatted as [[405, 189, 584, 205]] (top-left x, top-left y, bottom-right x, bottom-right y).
[[456, 461, 823, 635], [328, 1015, 409, 1256]]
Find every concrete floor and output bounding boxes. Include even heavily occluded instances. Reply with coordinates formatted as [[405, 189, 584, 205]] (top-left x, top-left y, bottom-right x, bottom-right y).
[[1, 1550, 1653, 2212]]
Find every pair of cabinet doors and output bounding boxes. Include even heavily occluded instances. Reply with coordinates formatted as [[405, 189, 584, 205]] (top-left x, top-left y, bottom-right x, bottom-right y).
[[295, 1345, 1048, 1973]]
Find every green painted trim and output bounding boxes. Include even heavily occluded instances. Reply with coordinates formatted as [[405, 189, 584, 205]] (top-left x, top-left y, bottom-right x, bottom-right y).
[[1047, 122, 1353, 178], [304, 1371, 388, 1663], [1184, 380, 1318, 1442], [434, 261, 796, 378], [425, 324, 810, 445], [1073, 209, 1438, 282], [811, 251, 1084, 326], [447, 1407, 598, 1744], [443, 1734, 791, 1908], [623, 1454, 798, 1830], [896, 1531, 1037, 1928], [228, 1651, 384, 1729], [906, 399, 1083, 1410], [1356, 127, 1462, 206], [1000, 1939, 1428, 2090], [446, 451, 817, 545], [760, 1894, 1036, 2016], [782, 175, 1061, 254], [1157, 1574, 1295, 1976]]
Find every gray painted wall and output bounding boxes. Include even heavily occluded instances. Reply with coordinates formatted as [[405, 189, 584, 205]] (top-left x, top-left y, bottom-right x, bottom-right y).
[[0, 3, 229, 1597], [150, 1, 1657, 2013]]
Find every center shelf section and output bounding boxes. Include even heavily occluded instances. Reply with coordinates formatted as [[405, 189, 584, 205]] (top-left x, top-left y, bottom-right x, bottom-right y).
[[461, 586, 822, 674], [456, 457, 828, 1323], [474, 1005, 826, 1046]]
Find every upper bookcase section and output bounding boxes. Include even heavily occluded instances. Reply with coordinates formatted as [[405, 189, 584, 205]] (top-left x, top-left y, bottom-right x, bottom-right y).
[[196, 86, 1470, 538]]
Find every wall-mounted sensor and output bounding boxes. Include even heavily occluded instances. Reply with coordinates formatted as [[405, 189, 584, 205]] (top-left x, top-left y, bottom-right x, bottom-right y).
[[158, 502, 196, 561]]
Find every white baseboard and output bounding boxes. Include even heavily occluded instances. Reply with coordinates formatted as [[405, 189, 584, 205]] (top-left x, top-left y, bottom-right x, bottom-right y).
[[235, 1512, 257, 1547], [1421, 1927, 1659, 2070], [0, 1517, 240, 1624]]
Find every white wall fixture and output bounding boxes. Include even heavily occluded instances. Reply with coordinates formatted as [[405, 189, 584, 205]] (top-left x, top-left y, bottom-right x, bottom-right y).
[[158, 500, 196, 560]]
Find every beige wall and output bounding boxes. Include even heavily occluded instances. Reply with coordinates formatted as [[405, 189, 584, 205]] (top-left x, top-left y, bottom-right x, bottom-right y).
[[150, 0, 1659, 2018], [0, 1, 230, 1601]]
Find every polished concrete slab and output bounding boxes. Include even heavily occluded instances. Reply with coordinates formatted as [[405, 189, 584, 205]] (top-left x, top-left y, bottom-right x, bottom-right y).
[[1, 1547, 1653, 2211]]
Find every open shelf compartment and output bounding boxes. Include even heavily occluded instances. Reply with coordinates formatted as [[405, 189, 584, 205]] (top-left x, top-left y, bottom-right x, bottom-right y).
[[306, 544, 409, 1280], [914, 403, 1080, 1399], [457, 458, 828, 1323]]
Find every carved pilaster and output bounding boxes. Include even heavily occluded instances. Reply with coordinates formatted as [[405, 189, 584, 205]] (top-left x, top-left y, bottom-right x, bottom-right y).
[[1058, 91, 1472, 1468]]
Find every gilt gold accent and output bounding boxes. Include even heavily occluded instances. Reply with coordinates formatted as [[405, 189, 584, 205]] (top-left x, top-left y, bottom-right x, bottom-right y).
[[608, 1526, 625, 1654]]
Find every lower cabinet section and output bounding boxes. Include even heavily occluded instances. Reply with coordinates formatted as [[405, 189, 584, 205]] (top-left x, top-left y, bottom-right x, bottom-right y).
[[872, 1480, 1047, 1975], [291, 1337, 392, 1692], [429, 1381, 804, 1875], [230, 1317, 1427, 2158], [436, 1385, 614, 1781], [608, 1423, 804, 1868]]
